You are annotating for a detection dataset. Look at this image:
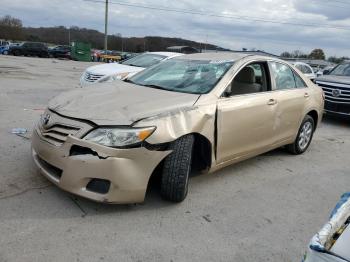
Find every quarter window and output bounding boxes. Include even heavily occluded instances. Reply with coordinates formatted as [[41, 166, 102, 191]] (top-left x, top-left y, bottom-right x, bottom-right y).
[[270, 62, 296, 90], [293, 72, 307, 88]]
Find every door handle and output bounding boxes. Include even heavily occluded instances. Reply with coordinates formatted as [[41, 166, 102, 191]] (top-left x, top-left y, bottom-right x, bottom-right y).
[[267, 99, 277, 105], [304, 92, 310, 98]]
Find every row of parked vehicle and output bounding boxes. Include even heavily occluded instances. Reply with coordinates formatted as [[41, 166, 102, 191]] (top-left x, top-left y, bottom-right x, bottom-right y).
[[2, 40, 349, 118], [0, 41, 71, 58], [0, 40, 139, 63]]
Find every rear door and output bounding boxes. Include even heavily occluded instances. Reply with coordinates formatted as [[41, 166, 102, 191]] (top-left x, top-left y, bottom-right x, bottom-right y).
[[33, 43, 43, 55], [268, 61, 308, 142]]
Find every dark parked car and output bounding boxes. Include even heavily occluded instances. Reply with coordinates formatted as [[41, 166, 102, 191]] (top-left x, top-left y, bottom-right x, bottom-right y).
[[315, 62, 350, 117], [49, 45, 71, 59], [9, 42, 49, 58]]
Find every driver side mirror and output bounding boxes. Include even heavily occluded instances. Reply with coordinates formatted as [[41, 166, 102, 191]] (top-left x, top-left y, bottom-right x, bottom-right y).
[[323, 69, 330, 75]]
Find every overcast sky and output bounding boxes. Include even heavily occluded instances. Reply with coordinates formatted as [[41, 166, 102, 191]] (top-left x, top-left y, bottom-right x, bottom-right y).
[[1, 0, 349, 57]]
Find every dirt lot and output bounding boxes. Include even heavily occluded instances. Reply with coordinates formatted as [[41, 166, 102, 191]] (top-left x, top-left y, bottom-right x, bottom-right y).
[[0, 55, 349, 262]]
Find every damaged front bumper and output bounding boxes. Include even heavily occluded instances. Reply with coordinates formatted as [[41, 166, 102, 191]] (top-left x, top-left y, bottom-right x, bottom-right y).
[[31, 128, 171, 204]]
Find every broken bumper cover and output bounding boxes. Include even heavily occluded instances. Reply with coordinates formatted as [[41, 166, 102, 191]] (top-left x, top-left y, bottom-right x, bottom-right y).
[[31, 129, 170, 203]]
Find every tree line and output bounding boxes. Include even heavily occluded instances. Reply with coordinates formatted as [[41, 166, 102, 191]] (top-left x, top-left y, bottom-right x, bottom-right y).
[[0, 15, 217, 52], [280, 49, 349, 64], [1, 14, 349, 62]]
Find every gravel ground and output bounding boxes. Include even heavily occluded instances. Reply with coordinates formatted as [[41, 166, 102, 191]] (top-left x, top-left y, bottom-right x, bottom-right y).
[[0, 55, 349, 262]]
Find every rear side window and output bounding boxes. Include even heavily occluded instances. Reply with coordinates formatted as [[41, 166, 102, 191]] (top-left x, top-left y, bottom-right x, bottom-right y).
[[270, 62, 296, 90]]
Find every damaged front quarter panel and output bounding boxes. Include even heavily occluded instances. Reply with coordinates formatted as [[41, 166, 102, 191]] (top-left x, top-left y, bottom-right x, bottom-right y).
[[133, 103, 217, 166]]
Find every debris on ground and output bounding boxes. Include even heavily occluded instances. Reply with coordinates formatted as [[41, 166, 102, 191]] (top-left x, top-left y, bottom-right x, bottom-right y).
[[202, 214, 212, 223], [11, 128, 27, 134], [23, 108, 45, 111]]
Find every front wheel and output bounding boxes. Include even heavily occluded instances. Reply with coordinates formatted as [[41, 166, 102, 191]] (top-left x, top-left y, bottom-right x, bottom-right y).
[[287, 115, 315, 154], [161, 135, 194, 202]]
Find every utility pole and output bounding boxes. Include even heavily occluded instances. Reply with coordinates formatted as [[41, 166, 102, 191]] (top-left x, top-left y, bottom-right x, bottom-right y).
[[104, 0, 109, 52]]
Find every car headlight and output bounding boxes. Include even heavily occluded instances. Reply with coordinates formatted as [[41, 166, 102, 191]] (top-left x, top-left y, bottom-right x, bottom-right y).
[[84, 127, 156, 147], [99, 72, 129, 83]]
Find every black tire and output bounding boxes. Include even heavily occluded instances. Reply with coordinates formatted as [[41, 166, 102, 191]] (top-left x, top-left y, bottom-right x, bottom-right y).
[[161, 135, 194, 202], [14, 50, 21, 56], [40, 52, 48, 58], [287, 115, 315, 155]]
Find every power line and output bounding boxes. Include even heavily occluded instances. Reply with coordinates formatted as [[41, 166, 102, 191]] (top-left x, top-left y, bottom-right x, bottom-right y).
[[309, 0, 350, 8], [325, 0, 350, 5], [83, 0, 350, 31]]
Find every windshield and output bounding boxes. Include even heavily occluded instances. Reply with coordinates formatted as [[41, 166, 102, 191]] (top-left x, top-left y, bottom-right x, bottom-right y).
[[121, 53, 166, 68], [128, 59, 234, 94], [329, 63, 350, 76]]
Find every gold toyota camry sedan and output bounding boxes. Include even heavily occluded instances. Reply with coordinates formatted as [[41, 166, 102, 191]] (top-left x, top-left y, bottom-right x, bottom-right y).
[[31, 53, 324, 203]]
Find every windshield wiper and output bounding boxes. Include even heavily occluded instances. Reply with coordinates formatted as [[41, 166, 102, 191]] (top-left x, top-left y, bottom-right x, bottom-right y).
[[142, 84, 168, 91], [124, 63, 141, 67], [124, 79, 136, 84]]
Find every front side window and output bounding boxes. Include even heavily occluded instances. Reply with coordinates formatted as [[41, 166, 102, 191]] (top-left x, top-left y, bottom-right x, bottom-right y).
[[270, 62, 296, 90], [228, 62, 270, 96], [122, 53, 166, 68], [129, 59, 234, 94]]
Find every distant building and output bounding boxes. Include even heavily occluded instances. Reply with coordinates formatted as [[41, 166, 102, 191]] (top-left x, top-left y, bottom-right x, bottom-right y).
[[166, 46, 199, 54]]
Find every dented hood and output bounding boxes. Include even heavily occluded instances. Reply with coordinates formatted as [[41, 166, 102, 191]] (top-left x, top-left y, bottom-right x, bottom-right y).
[[48, 81, 200, 125]]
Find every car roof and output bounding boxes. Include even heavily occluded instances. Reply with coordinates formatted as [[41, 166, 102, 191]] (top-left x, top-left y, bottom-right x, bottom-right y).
[[175, 52, 252, 61]]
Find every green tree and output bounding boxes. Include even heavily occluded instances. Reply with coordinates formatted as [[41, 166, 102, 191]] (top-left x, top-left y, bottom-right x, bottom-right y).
[[309, 49, 325, 60], [280, 51, 291, 58]]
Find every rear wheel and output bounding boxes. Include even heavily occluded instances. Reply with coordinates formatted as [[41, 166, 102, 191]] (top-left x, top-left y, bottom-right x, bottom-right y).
[[287, 115, 315, 154], [161, 135, 194, 202]]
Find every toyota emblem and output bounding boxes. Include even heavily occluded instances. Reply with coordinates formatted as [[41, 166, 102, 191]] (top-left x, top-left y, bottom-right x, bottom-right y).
[[41, 113, 51, 126], [332, 89, 341, 97]]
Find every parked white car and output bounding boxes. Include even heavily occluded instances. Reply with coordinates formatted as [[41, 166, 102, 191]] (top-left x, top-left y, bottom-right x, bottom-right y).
[[292, 62, 317, 81], [303, 192, 350, 262], [80, 52, 182, 86]]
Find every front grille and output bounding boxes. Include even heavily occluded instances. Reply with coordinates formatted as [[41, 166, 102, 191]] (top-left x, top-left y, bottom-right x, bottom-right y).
[[83, 71, 104, 83], [317, 81, 350, 115], [38, 111, 94, 146], [41, 124, 81, 146], [317, 81, 350, 104]]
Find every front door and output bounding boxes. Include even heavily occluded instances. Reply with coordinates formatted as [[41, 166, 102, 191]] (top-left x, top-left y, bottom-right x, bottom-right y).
[[216, 61, 277, 163]]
